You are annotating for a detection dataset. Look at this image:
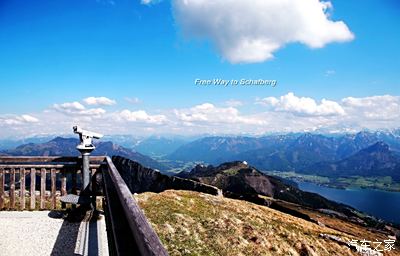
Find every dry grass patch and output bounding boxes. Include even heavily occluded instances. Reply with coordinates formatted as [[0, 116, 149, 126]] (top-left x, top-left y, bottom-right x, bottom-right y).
[[135, 190, 361, 256]]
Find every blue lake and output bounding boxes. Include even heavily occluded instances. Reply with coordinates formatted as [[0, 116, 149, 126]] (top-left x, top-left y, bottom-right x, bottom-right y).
[[297, 181, 400, 224]]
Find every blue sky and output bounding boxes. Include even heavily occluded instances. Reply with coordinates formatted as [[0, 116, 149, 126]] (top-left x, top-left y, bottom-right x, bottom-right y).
[[0, 0, 399, 137]]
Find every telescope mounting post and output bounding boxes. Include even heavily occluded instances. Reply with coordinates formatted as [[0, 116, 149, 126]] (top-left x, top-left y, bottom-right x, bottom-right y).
[[60, 126, 103, 209]]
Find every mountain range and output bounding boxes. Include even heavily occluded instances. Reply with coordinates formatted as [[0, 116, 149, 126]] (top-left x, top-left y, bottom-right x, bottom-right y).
[[131, 136, 189, 156], [169, 131, 400, 180], [0, 137, 168, 171], [307, 141, 400, 180], [1, 130, 400, 180], [0, 135, 192, 157]]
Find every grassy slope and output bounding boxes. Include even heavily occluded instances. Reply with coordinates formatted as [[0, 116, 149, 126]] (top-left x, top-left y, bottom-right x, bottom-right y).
[[135, 190, 368, 256]]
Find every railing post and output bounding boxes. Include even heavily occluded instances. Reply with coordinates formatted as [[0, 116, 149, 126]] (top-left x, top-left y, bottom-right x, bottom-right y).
[[10, 168, 15, 209], [40, 168, 46, 210], [30, 168, 36, 210], [51, 168, 56, 209], [20, 168, 26, 210], [0, 168, 4, 209], [61, 170, 67, 209]]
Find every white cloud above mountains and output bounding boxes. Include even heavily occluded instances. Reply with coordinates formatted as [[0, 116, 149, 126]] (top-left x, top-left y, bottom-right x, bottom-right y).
[[0, 114, 39, 125], [174, 103, 265, 125], [168, 0, 354, 63], [342, 95, 400, 121], [18, 115, 39, 123], [256, 93, 400, 132], [1, 93, 399, 137], [125, 97, 141, 104], [117, 110, 167, 124], [53, 101, 106, 117], [83, 96, 116, 106], [141, 0, 159, 4], [53, 96, 116, 117], [224, 99, 244, 107], [258, 92, 346, 116]]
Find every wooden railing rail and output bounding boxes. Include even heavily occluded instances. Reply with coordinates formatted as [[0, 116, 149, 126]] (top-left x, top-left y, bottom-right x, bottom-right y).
[[0, 156, 106, 163], [102, 156, 168, 256], [0, 156, 103, 210]]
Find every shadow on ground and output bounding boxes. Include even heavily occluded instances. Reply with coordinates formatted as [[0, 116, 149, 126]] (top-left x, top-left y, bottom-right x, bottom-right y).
[[49, 208, 102, 256], [49, 210, 81, 256]]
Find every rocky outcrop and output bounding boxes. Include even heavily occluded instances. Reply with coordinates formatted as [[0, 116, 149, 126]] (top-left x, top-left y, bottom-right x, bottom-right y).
[[112, 156, 220, 196], [177, 161, 364, 219]]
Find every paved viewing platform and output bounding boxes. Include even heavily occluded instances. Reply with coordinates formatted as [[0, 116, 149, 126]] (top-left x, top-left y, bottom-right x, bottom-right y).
[[0, 211, 108, 256], [0, 155, 169, 256]]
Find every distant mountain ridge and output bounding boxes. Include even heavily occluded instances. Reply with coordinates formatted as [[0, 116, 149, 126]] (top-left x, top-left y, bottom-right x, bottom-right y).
[[168, 131, 400, 179], [307, 141, 400, 180], [133, 136, 189, 156], [1, 137, 168, 171]]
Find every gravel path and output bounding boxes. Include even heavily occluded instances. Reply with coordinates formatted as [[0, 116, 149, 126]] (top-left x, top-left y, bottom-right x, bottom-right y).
[[0, 211, 108, 256]]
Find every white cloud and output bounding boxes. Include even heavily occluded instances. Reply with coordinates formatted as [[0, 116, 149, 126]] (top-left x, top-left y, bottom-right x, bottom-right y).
[[53, 101, 106, 117], [125, 97, 141, 104], [0, 114, 39, 125], [224, 99, 243, 107], [174, 103, 265, 125], [325, 70, 336, 76], [118, 110, 167, 124], [342, 95, 400, 121], [258, 92, 345, 116], [19, 115, 39, 123], [141, 0, 160, 4], [172, 0, 354, 63], [83, 96, 116, 106], [55, 102, 85, 111], [1, 94, 399, 138]]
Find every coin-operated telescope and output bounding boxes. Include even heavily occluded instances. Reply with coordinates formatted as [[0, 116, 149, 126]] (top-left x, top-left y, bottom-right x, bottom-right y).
[[61, 126, 103, 208], [73, 125, 103, 150], [73, 126, 103, 197]]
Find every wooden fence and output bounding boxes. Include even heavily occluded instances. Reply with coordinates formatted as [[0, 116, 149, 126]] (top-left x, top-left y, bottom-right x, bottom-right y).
[[0, 156, 169, 255], [0, 156, 104, 210]]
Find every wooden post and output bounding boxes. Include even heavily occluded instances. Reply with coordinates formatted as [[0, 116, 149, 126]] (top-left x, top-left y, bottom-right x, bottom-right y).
[[72, 169, 77, 195], [51, 168, 56, 209], [0, 168, 4, 209], [30, 168, 36, 210], [71, 169, 78, 210], [10, 168, 16, 209], [40, 168, 46, 210], [20, 168, 26, 210], [61, 170, 67, 209]]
